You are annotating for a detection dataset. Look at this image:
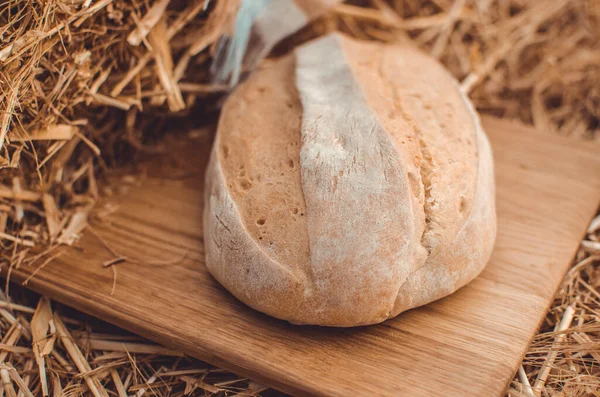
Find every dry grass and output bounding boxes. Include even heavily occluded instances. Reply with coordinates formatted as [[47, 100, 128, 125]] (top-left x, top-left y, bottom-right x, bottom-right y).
[[508, 215, 600, 397], [0, 0, 599, 395], [317, 0, 600, 138], [0, 286, 271, 396], [1, 0, 236, 262]]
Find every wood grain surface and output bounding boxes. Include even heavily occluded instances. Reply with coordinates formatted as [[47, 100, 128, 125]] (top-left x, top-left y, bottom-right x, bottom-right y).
[[4, 117, 600, 396]]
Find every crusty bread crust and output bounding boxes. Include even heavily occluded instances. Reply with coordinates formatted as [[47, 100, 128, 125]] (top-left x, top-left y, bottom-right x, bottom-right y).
[[204, 33, 496, 327]]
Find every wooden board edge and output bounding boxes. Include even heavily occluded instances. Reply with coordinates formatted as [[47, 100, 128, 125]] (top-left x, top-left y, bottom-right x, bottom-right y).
[[499, 197, 600, 395]]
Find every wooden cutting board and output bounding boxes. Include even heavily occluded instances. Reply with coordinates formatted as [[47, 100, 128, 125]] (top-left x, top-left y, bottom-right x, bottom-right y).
[[5, 117, 600, 396]]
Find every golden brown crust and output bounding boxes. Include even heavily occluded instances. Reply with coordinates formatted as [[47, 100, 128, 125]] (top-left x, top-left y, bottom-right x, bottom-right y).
[[217, 56, 312, 279], [204, 34, 496, 326]]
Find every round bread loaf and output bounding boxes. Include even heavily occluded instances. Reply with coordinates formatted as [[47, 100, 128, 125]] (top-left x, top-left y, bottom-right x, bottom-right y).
[[204, 33, 496, 327]]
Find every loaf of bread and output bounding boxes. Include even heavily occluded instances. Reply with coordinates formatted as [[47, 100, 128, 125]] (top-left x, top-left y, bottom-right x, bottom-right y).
[[204, 33, 496, 327]]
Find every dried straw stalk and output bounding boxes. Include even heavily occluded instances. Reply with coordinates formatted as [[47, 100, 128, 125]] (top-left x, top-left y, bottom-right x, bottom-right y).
[[0, 285, 268, 396], [508, 214, 600, 397], [1, 0, 237, 260]]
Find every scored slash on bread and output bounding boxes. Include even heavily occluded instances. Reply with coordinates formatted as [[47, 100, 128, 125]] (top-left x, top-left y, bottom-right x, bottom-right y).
[[204, 33, 496, 327]]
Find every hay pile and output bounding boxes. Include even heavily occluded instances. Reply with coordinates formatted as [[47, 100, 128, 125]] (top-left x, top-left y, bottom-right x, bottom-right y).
[[508, 216, 600, 397], [332, 0, 600, 139], [0, 285, 269, 396], [0, 0, 599, 395], [1, 0, 236, 253]]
